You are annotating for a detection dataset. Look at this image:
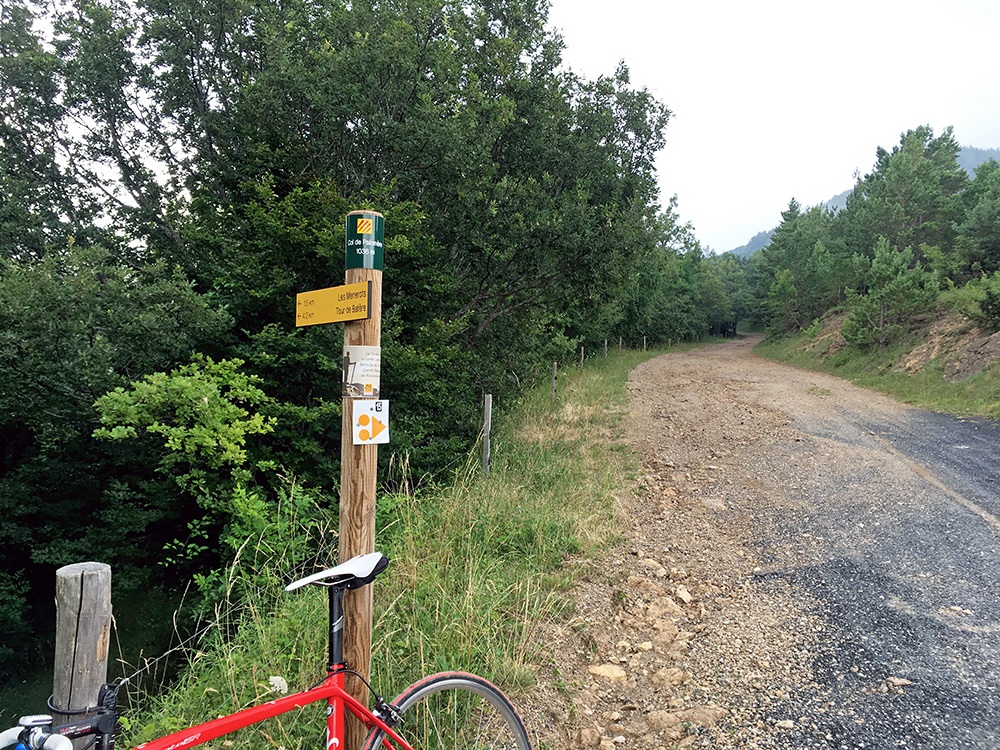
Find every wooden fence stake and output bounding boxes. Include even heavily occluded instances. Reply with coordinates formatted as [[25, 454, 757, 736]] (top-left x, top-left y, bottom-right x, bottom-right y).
[[53, 562, 111, 746], [550, 361, 557, 410], [482, 394, 492, 477]]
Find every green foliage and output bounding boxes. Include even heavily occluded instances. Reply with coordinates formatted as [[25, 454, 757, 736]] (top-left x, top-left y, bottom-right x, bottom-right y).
[[765, 268, 800, 335], [802, 318, 823, 339], [0, 245, 228, 677], [93, 357, 303, 599], [0, 571, 29, 677], [957, 159, 1000, 277], [842, 240, 938, 346], [745, 127, 999, 343], [127, 349, 657, 746], [981, 286, 1000, 331], [941, 271, 1000, 333], [0, 0, 740, 683], [95, 357, 276, 495]]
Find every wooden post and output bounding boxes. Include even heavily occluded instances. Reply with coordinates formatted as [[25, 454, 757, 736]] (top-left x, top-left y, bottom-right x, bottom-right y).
[[482, 394, 492, 477], [53, 562, 111, 744], [604, 338, 608, 358], [550, 361, 557, 410], [643, 335, 647, 351], [579, 346, 584, 370], [340, 210, 384, 750], [618, 336, 622, 352]]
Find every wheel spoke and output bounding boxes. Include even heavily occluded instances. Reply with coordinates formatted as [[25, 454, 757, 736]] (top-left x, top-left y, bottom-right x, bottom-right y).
[[363, 673, 531, 750]]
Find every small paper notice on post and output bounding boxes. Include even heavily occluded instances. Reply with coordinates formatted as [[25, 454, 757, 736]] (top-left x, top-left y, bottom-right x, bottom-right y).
[[343, 345, 381, 398], [352, 400, 389, 445]]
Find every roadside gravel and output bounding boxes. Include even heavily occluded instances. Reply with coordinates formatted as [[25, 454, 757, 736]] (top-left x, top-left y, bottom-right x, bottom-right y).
[[525, 336, 1000, 749]]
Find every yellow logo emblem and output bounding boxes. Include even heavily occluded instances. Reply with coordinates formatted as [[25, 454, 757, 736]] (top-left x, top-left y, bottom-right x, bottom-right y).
[[356, 218, 373, 234]]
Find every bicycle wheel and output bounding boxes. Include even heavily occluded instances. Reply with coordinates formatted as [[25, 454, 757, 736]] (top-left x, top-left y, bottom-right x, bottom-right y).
[[362, 671, 531, 750]]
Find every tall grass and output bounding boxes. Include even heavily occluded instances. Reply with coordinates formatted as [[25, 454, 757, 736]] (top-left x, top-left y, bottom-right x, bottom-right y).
[[124, 347, 666, 748]]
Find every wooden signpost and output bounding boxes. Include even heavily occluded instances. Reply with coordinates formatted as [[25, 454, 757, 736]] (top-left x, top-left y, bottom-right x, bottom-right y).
[[296, 209, 384, 750], [339, 210, 383, 750]]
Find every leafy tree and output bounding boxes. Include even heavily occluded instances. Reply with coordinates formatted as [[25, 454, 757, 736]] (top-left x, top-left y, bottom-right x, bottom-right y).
[[753, 200, 839, 326], [700, 261, 734, 336], [844, 126, 967, 265], [0, 0, 707, 680], [764, 268, 800, 335], [842, 239, 938, 346], [707, 252, 752, 327], [956, 159, 1000, 277], [94, 357, 278, 584], [0, 0, 109, 260], [0, 245, 227, 676], [614, 207, 716, 346]]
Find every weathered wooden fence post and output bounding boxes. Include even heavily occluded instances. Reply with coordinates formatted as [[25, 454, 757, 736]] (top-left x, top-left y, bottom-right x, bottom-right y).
[[482, 394, 492, 477], [53, 562, 111, 745], [604, 338, 608, 358], [550, 361, 558, 410], [579, 346, 584, 370]]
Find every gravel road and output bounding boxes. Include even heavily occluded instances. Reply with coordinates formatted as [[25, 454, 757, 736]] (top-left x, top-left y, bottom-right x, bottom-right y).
[[530, 336, 1000, 750]]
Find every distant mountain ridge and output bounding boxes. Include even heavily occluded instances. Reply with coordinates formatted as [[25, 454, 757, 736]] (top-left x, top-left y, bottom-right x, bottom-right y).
[[726, 145, 1000, 259]]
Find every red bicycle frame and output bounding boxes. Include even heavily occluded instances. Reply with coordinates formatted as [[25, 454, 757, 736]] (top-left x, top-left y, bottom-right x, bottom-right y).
[[49, 556, 405, 750], [133, 668, 412, 750]]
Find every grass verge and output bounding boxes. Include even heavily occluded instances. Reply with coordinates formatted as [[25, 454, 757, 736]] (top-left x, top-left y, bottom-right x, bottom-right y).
[[123, 346, 673, 748], [756, 332, 1000, 418]]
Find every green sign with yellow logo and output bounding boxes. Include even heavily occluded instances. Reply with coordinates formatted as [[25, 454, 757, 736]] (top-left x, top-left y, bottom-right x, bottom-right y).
[[345, 210, 384, 271]]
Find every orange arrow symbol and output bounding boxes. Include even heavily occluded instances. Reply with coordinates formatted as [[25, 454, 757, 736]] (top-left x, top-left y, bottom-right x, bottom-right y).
[[368, 416, 386, 440], [357, 413, 387, 442]]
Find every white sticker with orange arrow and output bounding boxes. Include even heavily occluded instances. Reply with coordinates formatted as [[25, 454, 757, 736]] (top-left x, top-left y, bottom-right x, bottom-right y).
[[352, 400, 389, 445]]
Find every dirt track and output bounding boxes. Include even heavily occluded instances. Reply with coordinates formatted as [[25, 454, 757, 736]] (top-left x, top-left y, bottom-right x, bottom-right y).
[[529, 336, 1000, 749]]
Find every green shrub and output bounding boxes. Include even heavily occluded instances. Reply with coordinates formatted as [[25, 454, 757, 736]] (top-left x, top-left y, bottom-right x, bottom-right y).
[[940, 271, 1000, 333], [843, 240, 938, 346]]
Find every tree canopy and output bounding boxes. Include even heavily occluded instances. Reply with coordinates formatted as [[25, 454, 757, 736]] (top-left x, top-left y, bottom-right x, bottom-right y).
[[0, 0, 742, 679], [748, 126, 1000, 340]]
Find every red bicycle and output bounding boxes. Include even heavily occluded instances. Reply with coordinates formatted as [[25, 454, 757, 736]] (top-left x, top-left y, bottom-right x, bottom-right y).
[[1, 552, 532, 750]]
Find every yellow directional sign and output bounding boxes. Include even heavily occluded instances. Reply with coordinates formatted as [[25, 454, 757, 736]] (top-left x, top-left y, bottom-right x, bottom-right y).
[[295, 281, 372, 327]]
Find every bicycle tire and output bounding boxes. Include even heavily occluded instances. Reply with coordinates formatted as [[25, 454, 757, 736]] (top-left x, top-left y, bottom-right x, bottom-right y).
[[361, 671, 531, 750]]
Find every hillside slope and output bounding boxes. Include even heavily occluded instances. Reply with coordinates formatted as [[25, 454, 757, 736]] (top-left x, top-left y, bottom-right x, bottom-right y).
[[755, 309, 1000, 418]]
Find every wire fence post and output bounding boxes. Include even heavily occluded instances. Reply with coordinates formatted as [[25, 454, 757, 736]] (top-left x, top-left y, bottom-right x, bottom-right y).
[[550, 361, 557, 410], [482, 394, 492, 477]]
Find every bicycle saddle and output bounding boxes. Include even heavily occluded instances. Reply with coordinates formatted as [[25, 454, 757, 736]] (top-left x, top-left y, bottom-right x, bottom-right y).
[[285, 552, 389, 592]]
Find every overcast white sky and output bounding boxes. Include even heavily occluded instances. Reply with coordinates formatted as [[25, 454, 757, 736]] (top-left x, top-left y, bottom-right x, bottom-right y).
[[546, 0, 1000, 253]]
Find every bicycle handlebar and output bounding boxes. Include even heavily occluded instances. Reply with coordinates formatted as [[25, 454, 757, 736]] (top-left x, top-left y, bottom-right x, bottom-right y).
[[0, 724, 74, 750]]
